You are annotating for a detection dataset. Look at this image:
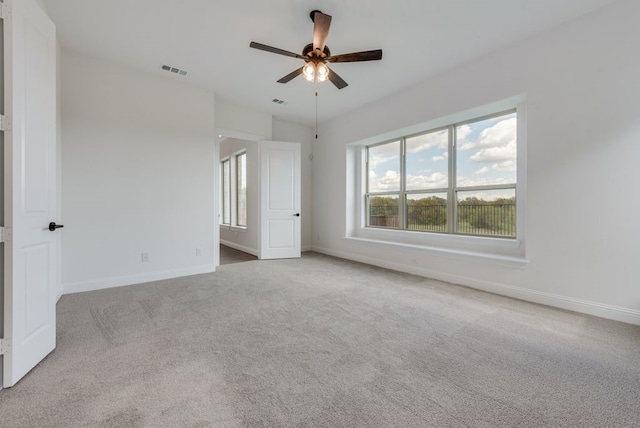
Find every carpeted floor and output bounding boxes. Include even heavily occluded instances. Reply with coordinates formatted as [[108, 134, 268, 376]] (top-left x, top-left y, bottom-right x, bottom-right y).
[[1, 252, 639, 427]]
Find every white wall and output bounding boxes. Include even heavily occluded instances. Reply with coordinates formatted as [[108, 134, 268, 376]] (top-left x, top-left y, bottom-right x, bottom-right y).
[[219, 138, 260, 255], [33, 0, 48, 14], [61, 50, 216, 293], [312, 0, 640, 324], [215, 99, 272, 140], [272, 118, 313, 250]]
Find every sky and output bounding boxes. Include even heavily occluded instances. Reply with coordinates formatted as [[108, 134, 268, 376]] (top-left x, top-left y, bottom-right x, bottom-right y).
[[368, 112, 516, 201]]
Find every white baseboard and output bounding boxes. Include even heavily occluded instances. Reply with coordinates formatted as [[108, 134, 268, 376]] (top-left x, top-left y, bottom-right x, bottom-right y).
[[311, 245, 640, 326], [63, 264, 216, 295], [220, 240, 259, 257]]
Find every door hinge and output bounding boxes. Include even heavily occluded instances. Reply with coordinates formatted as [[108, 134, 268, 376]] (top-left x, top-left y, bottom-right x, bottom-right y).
[[0, 3, 10, 20], [0, 114, 11, 132], [0, 226, 11, 243], [0, 338, 10, 356]]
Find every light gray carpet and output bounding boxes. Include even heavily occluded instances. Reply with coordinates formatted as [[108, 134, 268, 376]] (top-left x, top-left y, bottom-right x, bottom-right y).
[[1, 253, 639, 427]]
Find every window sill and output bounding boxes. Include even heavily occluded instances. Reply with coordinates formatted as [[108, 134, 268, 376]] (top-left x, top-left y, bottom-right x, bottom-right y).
[[345, 230, 528, 268], [220, 225, 247, 232]]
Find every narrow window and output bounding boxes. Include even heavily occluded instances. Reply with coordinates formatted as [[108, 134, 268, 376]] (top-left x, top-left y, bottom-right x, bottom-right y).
[[221, 158, 230, 225], [455, 112, 517, 237], [366, 140, 401, 228], [236, 152, 247, 227]]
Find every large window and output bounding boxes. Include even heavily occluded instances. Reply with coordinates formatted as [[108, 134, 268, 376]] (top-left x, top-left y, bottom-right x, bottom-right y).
[[220, 150, 247, 228], [366, 110, 517, 238]]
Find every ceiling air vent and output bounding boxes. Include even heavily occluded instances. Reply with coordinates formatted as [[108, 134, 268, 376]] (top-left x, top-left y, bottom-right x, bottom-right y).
[[161, 64, 188, 76], [272, 99, 286, 105]]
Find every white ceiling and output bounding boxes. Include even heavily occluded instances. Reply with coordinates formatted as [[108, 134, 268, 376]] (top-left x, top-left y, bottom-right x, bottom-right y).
[[43, 0, 618, 127]]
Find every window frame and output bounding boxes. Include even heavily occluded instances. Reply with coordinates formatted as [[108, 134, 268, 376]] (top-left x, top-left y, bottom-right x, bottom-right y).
[[364, 108, 519, 239], [345, 98, 527, 265]]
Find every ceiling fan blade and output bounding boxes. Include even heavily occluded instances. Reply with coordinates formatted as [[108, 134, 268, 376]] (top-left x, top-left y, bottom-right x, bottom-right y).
[[277, 66, 304, 84], [250, 41, 306, 60], [327, 67, 348, 90], [312, 12, 332, 54], [327, 49, 383, 63]]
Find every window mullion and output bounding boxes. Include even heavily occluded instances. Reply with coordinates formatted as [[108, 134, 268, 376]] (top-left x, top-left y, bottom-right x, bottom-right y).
[[448, 126, 456, 234], [400, 138, 406, 230]]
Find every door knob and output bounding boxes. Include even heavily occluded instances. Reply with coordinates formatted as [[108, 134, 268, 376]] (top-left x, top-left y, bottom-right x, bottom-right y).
[[294, 213, 300, 217], [49, 222, 64, 232]]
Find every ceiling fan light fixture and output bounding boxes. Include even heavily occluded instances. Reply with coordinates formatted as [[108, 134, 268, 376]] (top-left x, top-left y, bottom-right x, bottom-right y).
[[317, 63, 328, 76], [302, 61, 330, 83], [303, 62, 316, 82]]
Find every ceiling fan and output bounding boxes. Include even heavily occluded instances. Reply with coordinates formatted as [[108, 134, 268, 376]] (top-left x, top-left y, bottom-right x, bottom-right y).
[[249, 10, 382, 90]]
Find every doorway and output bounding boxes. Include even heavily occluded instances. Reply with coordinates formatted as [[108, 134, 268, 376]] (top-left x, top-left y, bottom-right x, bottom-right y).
[[214, 130, 302, 267]]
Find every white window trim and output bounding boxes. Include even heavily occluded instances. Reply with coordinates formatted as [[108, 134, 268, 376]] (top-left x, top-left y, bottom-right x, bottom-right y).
[[346, 96, 527, 264]]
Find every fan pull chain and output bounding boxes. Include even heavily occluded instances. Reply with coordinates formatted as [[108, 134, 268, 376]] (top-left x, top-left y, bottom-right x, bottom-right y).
[[315, 80, 319, 139]]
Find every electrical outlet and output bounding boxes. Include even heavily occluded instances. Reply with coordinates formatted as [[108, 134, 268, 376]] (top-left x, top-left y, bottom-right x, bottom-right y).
[[196, 248, 202, 256], [141, 253, 149, 262]]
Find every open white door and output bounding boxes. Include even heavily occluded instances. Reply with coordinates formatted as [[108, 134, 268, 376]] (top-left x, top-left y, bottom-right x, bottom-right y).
[[2, 0, 58, 387], [260, 141, 301, 260]]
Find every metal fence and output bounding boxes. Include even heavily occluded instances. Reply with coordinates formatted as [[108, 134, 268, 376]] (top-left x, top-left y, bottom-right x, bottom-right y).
[[457, 203, 515, 237], [369, 203, 516, 237], [407, 205, 447, 232]]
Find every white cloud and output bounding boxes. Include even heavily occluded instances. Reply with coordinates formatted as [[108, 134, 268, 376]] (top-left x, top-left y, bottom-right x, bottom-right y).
[[369, 169, 401, 192], [457, 124, 472, 141], [368, 140, 401, 172], [406, 172, 448, 190], [431, 151, 448, 162], [475, 166, 490, 175], [406, 130, 448, 154], [493, 160, 516, 172], [458, 117, 516, 152], [470, 141, 516, 163], [369, 153, 399, 171]]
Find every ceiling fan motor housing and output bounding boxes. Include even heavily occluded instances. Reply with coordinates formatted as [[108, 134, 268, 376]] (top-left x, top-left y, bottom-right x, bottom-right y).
[[302, 43, 331, 61]]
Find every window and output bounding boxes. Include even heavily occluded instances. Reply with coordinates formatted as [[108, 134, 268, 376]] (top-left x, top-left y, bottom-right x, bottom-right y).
[[236, 152, 247, 227], [220, 150, 247, 228], [366, 110, 517, 238], [221, 158, 231, 225]]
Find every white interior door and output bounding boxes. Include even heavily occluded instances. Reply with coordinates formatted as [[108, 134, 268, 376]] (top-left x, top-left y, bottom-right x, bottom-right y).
[[260, 141, 301, 260], [3, 0, 58, 387]]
